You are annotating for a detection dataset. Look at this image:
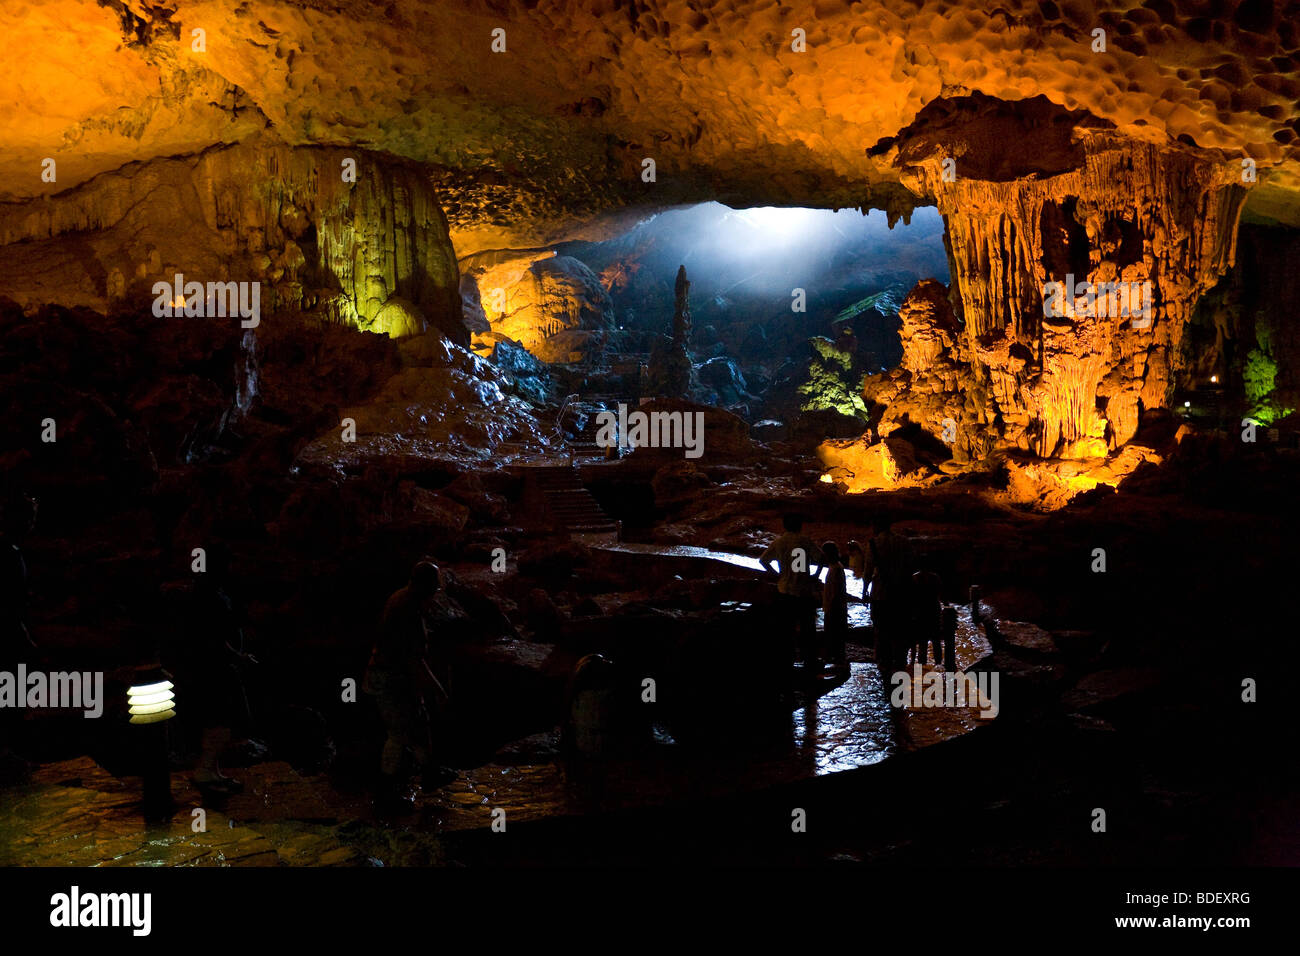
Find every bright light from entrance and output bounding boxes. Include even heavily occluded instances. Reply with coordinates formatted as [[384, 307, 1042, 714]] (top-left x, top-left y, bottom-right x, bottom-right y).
[[725, 206, 829, 247]]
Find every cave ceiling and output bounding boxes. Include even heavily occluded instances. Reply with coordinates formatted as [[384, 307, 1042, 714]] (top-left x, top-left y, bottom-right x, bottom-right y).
[[3, 0, 1299, 255]]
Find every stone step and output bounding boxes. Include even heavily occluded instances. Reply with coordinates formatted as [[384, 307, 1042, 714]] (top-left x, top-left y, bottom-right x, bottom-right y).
[[540, 482, 616, 535]]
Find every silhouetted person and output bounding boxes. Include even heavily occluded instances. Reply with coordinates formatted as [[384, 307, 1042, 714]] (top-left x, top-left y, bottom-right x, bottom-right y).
[[909, 569, 943, 667], [0, 493, 38, 772], [868, 519, 914, 679], [563, 653, 623, 759], [760, 514, 823, 669], [821, 542, 849, 673], [183, 543, 255, 796], [363, 560, 456, 811]]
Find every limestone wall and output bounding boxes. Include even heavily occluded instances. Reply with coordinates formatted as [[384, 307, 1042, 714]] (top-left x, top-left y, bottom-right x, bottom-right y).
[[867, 131, 1249, 459], [0, 140, 464, 342], [464, 251, 615, 363]]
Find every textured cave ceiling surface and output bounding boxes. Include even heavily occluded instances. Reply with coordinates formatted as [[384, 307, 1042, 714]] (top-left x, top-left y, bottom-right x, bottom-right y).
[[3, 0, 1300, 254]]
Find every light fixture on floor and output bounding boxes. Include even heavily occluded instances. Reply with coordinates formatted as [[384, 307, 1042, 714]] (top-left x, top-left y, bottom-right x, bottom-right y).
[[129, 666, 175, 818]]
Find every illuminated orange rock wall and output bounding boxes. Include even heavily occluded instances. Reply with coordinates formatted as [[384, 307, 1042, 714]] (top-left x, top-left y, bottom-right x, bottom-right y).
[[3, 0, 1297, 253], [465, 252, 615, 363], [866, 132, 1248, 459]]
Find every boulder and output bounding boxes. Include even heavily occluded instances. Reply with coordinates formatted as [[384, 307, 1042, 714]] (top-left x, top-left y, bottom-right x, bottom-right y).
[[750, 419, 788, 442], [372, 295, 427, 339], [488, 339, 553, 405], [1003, 444, 1164, 510], [626, 398, 756, 463], [397, 330, 456, 368], [816, 435, 927, 492], [404, 484, 470, 532], [695, 355, 750, 406], [522, 587, 567, 638], [996, 621, 1059, 661], [651, 460, 713, 507], [468, 252, 614, 363], [1061, 668, 1163, 714], [441, 471, 509, 522], [789, 408, 866, 444]]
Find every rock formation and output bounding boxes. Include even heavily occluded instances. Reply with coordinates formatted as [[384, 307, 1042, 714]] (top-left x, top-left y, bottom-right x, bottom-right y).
[[861, 123, 1249, 465], [798, 336, 870, 421], [817, 435, 928, 493], [0, 139, 464, 342], [5, 0, 1299, 252], [463, 251, 615, 363], [646, 265, 694, 398]]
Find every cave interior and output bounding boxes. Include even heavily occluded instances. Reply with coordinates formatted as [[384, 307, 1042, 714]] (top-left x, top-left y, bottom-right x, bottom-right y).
[[0, 0, 1295, 872]]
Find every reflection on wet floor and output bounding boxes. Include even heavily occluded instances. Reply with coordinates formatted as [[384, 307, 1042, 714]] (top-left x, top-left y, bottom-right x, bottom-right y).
[[422, 601, 994, 830], [796, 599, 994, 767], [791, 664, 895, 774], [599, 541, 868, 598]]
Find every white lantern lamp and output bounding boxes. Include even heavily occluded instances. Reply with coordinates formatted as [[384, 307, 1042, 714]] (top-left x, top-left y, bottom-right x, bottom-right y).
[[128, 678, 176, 725]]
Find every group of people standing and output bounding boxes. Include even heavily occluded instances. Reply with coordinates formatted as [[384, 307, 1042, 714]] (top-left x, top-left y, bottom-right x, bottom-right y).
[[760, 513, 955, 679]]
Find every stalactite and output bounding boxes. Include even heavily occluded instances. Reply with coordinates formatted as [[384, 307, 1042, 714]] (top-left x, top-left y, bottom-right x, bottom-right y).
[[870, 130, 1249, 459], [0, 139, 464, 342]]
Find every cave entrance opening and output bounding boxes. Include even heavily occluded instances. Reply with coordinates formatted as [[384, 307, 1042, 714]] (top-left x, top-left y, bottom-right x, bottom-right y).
[[531, 202, 950, 423]]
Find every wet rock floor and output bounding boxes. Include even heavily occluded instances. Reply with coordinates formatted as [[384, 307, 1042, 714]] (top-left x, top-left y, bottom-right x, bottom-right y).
[[1, 635, 991, 868], [1, 534, 994, 867], [0, 757, 370, 867]]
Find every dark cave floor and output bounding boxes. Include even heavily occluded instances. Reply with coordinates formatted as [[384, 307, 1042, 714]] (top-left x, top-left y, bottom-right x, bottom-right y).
[[0, 612, 997, 867]]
